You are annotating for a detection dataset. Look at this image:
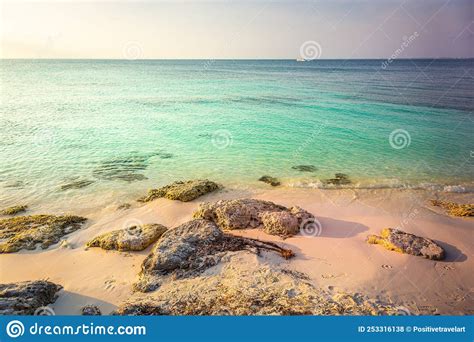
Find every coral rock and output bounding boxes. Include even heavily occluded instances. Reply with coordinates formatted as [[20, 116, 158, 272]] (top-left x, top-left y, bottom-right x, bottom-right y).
[[138, 180, 219, 202]]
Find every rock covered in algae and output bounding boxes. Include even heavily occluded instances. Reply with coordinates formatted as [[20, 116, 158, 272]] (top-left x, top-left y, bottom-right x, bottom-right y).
[[138, 180, 219, 202], [292, 165, 317, 172], [367, 228, 445, 260], [192, 198, 314, 237], [0, 215, 87, 253], [81, 304, 102, 316], [135, 219, 295, 292], [323, 173, 351, 185], [87, 224, 168, 252], [0, 205, 27, 216], [430, 200, 473, 217], [116, 251, 400, 316], [0, 280, 62, 315], [258, 175, 281, 186]]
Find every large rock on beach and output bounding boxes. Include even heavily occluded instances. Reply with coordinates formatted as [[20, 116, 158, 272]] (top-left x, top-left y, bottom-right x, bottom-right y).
[[367, 228, 445, 260], [192, 198, 314, 237], [0, 215, 87, 253], [87, 224, 168, 251], [138, 180, 219, 202], [0, 280, 62, 315], [135, 219, 294, 292]]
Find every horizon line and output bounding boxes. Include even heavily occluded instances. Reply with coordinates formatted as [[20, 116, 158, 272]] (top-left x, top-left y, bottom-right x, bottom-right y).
[[1, 57, 473, 61]]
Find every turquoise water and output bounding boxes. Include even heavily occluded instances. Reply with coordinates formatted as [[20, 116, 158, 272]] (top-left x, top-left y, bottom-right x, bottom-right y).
[[1, 59, 473, 209]]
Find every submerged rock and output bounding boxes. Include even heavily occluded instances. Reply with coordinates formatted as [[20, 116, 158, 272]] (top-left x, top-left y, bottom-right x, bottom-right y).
[[138, 180, 219, 202], [430, 200, 473, 217], [117, 203, 132, 210], [292, 165, 317, 172], [60, 180, 94, 191], [323, 173, 351, 185], [258, 175, 281, 186], [0, 280, 62, 315], [1, 205, 27, 216], [135, 219, 294, 292], [81, 305, 102, 316], [192, 198, 314, 237], [87, 224, 168, 252], [0, 215, 87, 253], [367, 228, 445, 260], [116, 251, 399, 316]]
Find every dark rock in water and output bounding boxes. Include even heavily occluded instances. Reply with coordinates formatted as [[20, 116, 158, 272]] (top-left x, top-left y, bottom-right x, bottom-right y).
[[117, 203, 132, 210], [323, 173, 351, 185], [258, 175, 281, 186], [430, 200, 473, 217], [81, 305, 101, 316], [0, 280, 62, 315], [367, 228, 445, 260], [292, 165, 317, 172], [135, 219, 294, 292], [1, 205, 27, 216], [60, 180, 94, 191], [87, 224, 168, 252], [4, 181, 25, 188], [193, 199, 314, 237], [158, 153, 173, 159], [138, 180, 219, 203], [0, 215, 87, 253], [113, 173, 148, 183]]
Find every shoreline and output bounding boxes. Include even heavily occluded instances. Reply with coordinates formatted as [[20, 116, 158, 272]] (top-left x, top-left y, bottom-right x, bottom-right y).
[[0, 187, 473, 315]]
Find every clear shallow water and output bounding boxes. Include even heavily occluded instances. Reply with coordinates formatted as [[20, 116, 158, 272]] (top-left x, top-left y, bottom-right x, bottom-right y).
[[0, 59, 473, 210]]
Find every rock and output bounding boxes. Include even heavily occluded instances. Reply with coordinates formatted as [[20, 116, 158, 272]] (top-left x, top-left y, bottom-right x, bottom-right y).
[[261, 211, 299, 237], [0, 205, 27, 216], [292, 165, 317, 172], [87, 224, 168, 252], [430, 200, 473, 217], [0, 280, 62, 315], [135, 219, 294, 292], [323, 173, 351, 185], [138, 180, 219, 202], [81, 305, 101, 316], [0, 215, 87, 253], [117, 203, 132, 210], [367, 228, 445, 260], [60, 180, 94, 191], [116, 251, 400, 316], [192, 198, 314, 237], [258, 175, 281, 186]]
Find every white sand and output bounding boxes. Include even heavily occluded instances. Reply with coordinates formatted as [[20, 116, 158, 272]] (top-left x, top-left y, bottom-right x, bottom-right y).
[[1, 187, 472, 315]]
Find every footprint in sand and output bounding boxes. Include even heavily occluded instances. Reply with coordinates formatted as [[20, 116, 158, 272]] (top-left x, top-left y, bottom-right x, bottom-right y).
[[381, 264, 393, 269], [104, 279, 116, 291]]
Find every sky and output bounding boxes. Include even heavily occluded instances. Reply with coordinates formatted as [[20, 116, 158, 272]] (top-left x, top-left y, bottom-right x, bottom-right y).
[[0, 0, 472, 59]]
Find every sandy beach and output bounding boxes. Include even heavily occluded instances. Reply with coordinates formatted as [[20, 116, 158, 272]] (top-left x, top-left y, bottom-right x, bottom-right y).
[[1, 186, 472, 315]]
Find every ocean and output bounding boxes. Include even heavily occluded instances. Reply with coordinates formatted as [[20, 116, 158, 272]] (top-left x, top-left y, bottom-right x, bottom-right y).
[[1, 59, 473, 211]]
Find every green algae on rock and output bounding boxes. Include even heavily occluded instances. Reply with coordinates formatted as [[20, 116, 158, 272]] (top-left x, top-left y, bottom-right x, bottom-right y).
[[0, 205, 27, 216], [0, 215, 87, 253], [291, 165, 317, 172], [138, 179, 219, 203], [0, 280, 62, 315], [323, 173, 351, 185], [367, 228, 445, 260], [87, 224, 168, 252], [430, 200, 473, 217]]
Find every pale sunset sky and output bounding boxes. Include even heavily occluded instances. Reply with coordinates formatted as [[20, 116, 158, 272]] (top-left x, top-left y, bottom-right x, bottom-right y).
[[0, 0, 472, 59]]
